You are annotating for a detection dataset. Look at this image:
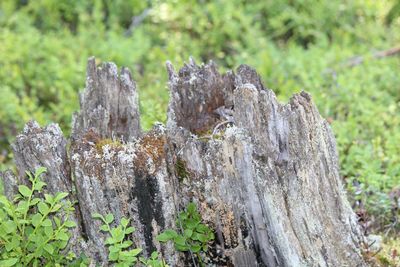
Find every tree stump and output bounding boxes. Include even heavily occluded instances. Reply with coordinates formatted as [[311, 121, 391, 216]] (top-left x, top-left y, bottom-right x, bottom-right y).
[[1, 57, 366, 266]]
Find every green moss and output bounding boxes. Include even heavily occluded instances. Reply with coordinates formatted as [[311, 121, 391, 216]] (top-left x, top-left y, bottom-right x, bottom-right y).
[[95, 138, 123, 153], [376, 238, 400, 266]]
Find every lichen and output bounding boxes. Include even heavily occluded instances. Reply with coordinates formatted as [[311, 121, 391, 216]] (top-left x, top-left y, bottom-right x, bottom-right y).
[[95, 138, 123, 154]]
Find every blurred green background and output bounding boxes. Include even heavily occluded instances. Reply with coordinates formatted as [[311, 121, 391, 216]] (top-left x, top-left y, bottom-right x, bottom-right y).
[[0, 0, 399, 257]]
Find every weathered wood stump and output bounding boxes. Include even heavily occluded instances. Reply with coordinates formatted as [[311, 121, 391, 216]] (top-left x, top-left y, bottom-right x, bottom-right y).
[[1, 57, 366, 266]]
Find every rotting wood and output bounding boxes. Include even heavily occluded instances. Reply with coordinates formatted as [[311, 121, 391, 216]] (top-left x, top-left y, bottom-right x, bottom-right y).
[[2, 57, 367, 267]]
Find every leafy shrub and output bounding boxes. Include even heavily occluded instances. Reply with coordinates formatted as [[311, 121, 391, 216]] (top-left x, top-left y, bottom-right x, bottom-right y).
[[140, 251, 169, 267], [157, 202, 214, 265], [93, 212, 170, 267], [0, 167, 77, 266], [92, 213, 142, 267]]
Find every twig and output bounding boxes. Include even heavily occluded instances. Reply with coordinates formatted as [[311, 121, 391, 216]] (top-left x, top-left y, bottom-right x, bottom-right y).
[[325, 45, 400, 74], [344, 46, 400, 68], [125, 8, 151, 36]]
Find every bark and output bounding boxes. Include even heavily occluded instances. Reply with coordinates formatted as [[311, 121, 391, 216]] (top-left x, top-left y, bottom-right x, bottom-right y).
[[166, 59, 365, 266], [72, 57, 141, 142], [2, 57, 367, 267], [10, 120, 85, 255], [0, 170, 18, 200]]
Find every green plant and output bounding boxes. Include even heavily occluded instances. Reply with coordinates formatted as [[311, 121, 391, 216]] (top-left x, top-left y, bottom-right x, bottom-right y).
[[0, 167, 77, 266], [140, 251, 169, 267], [157, 202, 214, 266], [92, 213, 142, 267]]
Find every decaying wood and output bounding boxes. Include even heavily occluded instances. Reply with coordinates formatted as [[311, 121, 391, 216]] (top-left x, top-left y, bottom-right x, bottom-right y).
[[2, 57, 367, 266], [10, 120, 85, 255], [0, 170, 18, 200], [165, 59, 365, 266], [72, 57, 141, 142]]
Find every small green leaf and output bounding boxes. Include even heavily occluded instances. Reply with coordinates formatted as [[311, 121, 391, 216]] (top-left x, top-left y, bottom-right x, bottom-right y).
[[108, 250, 119, 261], [55, 192, 69, 202], [3, 220, 17, 234], [0, 195, 10, 206], [186, 219, 200, 229], [156, 229, 178, 242], [108, 245, 119, 253], [54, 217, 61, 227], [16, 200, 29, 213], [121, 217, 129, 227], [125, 226, 135, 234], [44, 194, 54, 204], [178, 213, 188, 222], [52, 203, 62, 212], [175, 244, 189, 252], [127, 248, 142, 257], [5, 236, 20, 252], [208, 231, 215, 240], [100, 225, 109, 232], [111, 226, 124, 242], [196, 224, 209, 233], [26, 171, 33, 182], [0, 258, 19, 267], [191, 244, 201, 253], [174, 235, 187, 246], [151, 251, 158, 259], [139, 257, 147, 264], [120, 240, 133, 248], [44, 226, 53, 237], [184, 229, 193, 238], [92, 213, 104, 220], [34, 181, 47, 191], [42, 218, 52, 227], [56, 231, 69, 241], [35, 167, 47, 177], [32, 213, 42, 227], [18, 185, 31, 197], [105, 237, 114, 245], [44, 243, 54, 254], [28, 232, 37, 242], [105, 214, 114, 224], [197, 233, 209, 243], [187, 202, 197, 214], [38, 202, 50, 214], [58, 240, 68, 249], [64, 220, 76, 228], [30, 198, 41, 206]]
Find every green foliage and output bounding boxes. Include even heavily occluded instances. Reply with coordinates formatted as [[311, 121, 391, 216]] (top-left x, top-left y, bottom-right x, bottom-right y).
[[140, 251, 169, 267], [92, 213, 142, 267], [94, 203, 214, 267], [0, 167, 77, 266], [157, 202, 214, 265]]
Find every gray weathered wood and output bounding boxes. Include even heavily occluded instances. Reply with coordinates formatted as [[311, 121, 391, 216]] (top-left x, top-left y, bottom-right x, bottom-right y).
[[72, 57, 141, 142], [165, 59, 365, 267], [0, 170, 18, 200], [9, 120, 85, 256], [69, 125, 178, 264], [69, 59, 179, 264], [2, 57, 367, 267]]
